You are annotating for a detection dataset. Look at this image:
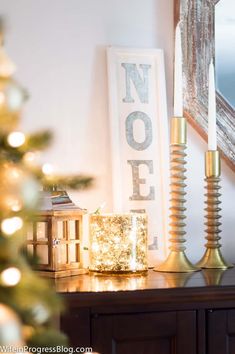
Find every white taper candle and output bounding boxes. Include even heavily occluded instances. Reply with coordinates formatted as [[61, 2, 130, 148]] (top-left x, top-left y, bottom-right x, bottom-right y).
[[208, 61, 217, 150], [174, 23, 183, 117]]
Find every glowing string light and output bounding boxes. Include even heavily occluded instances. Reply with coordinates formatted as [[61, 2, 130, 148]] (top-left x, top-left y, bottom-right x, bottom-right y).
[[23, 152, 37, 166], [7, 131, 26, 148], [1, 216, 23, 235], [42, 163, 54, 175], [1, 267, 21, 286]]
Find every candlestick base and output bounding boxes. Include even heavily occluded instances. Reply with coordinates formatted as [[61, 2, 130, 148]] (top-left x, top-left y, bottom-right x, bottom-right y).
[[196, 151, 234, 269], [196, 248, 233, 269], [154, 251, 199, 273]]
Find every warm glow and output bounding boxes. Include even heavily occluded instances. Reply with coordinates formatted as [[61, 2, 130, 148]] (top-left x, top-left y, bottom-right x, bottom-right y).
[[90, 214, 148, 273], [7, 131, 26, 148], [4, 196, 23, 212], [91, 242, 100, 253], [42, 163, 54, 175], [9, 166, 21, 180], [1, 267, 21, 286], [0, 92, 5, 105], [1, 216, 23, 235], [23, 152, 37, 165], [11, 201, 23, 212]]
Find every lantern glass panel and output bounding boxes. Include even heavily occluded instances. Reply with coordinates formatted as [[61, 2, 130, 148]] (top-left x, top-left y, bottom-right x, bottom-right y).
[[57, 221, 65, 239], [58, 244, 67, 264], [68, 221, 76, 240], [76, 220, 80, 239], [69, 244, 79, 263], [36, 222, 48, 241], [37, 245, 49, 265], [27, 223, 33, 240], [27, 244, 33, 254]]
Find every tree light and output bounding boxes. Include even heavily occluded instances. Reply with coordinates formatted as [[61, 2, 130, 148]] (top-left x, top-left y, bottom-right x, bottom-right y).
[[7, 131, 26, 148], [42, 163, 54, 175], [1, 216, 23, 235], [11, 201, 23, 212], [4, 196, 23, 212], [8, 166, 21, 180], [1, 267, 21, 286], [32, 304, 49, 324], [23, 152, 37, 166]]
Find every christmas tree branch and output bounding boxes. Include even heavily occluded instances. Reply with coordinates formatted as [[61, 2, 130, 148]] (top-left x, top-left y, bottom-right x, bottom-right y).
[[42, 174, 94, 191], [22, 130, 53, 151]]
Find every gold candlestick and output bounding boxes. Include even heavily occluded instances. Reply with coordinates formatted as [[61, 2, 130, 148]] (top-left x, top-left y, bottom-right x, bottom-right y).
[[196, 151, 233, 269], [154, 117, 198, 272]]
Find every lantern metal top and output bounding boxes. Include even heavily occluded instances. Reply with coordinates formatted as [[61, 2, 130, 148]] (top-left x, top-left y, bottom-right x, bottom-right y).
[[38, 190, 86, 216]]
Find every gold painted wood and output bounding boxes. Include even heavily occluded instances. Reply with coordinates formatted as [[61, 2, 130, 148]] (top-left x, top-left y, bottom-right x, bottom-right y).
[[169, 143, 187, 254], [205, 151, 220, 178], [155, 118, 198, 272], [196, 175, 233, 269]]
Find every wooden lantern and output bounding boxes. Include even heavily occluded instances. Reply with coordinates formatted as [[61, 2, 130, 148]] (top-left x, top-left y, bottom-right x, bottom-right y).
[[26, 190, 87, 278]]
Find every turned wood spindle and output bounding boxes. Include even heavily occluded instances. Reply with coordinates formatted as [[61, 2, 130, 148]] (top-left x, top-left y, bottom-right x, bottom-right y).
[[154, 117, 198, 273], [196, 151, 233, 269]]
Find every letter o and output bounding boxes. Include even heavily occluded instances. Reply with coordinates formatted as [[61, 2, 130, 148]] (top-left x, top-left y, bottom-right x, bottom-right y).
[[125, 111, 152, 151]]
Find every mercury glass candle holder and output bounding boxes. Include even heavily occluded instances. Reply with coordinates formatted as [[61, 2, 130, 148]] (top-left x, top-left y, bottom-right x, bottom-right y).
[[89, 213, 148, 274]]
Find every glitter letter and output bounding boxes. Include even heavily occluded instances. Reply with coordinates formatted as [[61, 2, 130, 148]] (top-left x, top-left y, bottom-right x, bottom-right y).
[[128, 160, 155, 200], [126, 111, 152, 150], [122, 63, 151, 103]]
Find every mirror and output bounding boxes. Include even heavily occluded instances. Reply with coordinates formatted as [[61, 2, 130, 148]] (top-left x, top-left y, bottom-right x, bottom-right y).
[[215, 0, 235, 109], [175, 0, 235, 171]]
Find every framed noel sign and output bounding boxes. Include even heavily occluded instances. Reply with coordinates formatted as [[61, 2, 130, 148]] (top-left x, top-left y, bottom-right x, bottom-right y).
[[107, 47, 169, 266]]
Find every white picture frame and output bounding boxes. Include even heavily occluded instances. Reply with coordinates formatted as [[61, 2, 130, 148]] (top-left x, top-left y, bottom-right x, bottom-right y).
[[107, 47, 169, 266]]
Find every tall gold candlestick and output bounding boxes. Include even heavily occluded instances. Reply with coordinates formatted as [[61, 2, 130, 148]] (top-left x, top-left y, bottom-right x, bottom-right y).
[[196, 151, 233, 269], [154, 117, 198, 272]]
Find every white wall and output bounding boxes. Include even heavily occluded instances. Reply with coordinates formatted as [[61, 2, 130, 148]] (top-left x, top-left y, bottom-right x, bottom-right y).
[[1, 0, 235, 263]]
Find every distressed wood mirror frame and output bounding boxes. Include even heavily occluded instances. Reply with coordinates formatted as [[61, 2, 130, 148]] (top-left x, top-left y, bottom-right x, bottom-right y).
[[175, 0, 235, 171]]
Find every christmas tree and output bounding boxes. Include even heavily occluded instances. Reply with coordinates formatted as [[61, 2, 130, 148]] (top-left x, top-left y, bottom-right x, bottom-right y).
[[0, 22, 92, 348]]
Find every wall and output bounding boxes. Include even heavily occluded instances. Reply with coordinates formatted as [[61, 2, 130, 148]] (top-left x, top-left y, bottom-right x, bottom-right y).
[[1, 0, 235, 263]]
